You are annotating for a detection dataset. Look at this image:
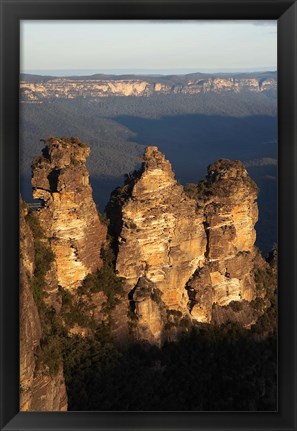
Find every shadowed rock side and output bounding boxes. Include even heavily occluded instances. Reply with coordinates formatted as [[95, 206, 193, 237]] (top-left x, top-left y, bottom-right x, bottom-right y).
[[109, 148, 269, 343], [32, 137, 107, 292], [20, 197, 67, 411]]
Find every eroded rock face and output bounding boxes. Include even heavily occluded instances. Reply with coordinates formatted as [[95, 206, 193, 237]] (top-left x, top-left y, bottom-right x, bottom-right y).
[[132, 278, 164, 345], [110, 147, 206, 342], [29, 368, 67, 411], [19, 197, 67, 411], [32, 137, 107, 292], [116, 147, 206, 309], [23, 141, 270, 355], [20, 75, 277, 101], [204, 160, 258, 256], [110, 149, 266, 339], [20, 198, 41, 410], [188, 159, 262, 323]]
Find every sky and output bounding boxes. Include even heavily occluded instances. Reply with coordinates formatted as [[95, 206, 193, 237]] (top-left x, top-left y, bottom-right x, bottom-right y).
[[20, 20, 277, 75]]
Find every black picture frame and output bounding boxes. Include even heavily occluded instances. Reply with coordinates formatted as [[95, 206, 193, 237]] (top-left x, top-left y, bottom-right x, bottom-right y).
[[0, 0, 296, 430]]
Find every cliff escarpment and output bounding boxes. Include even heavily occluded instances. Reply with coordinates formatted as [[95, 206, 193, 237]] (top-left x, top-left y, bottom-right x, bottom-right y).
[[20, 74, 277, 101], [20, 197, 67, 411]]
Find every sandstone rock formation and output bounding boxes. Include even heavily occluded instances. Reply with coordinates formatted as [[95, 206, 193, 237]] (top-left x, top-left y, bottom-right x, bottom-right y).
[[108, 147, 206, 343], [115, 147, 206, 307], [20, 139, 273, 403], [20, 75, 277, 101], [109, 147, 267, 341], [187, 159, 263, 325], [20, 197, 67, 411], [20, 138, 113, 410], [32, 137, 107, 292]]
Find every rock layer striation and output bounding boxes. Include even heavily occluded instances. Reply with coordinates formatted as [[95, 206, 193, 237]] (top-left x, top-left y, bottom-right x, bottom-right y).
[[115, 147, 206, 309], [20, 74, 277, 101], [21, 140, 271, 384], [32, 137, 107, 292], [110, 147, 266, 341], [20, 198, 67, 411], [186, 160, 262, 324]]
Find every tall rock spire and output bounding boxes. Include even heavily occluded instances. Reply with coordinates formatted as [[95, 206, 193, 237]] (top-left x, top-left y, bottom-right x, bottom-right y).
[[187, 159, 264, 324], [109, 146, 206, 343], [31, 137, 107, 291], [108, 148, 267, 341]]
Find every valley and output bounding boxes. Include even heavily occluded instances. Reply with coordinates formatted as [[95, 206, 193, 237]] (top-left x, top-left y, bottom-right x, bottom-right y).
[[20, 72, 277, 253]]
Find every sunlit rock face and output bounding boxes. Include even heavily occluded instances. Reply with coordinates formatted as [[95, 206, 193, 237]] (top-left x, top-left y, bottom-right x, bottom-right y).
[[115, 147, 206, 311], [111, 150, 265, 337], [32, 137, 107, 292], [188, 159, 261, 323], [204, 160, 258, 257], [20, 139, 110, 408], [24, 141, 269, 349], [108, 146, 206, 342], [19, 197, 67, 411], [20, 76, 277, 101]]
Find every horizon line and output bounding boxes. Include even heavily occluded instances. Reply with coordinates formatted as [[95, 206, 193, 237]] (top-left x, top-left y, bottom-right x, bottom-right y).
[[21, 68, 277, 77]]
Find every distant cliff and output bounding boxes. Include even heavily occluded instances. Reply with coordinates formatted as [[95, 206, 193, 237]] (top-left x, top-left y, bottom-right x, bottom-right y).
[[20, 72, 277, 101], [20, 138, 276, 409]]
